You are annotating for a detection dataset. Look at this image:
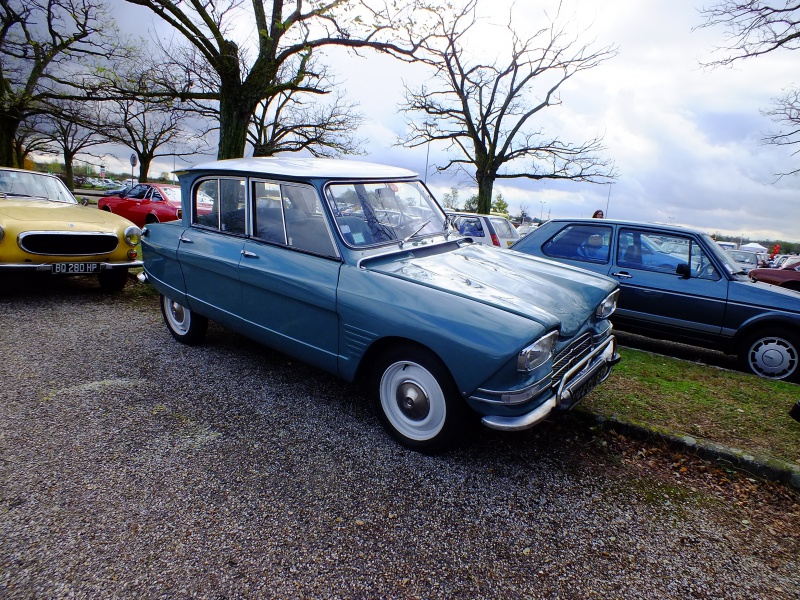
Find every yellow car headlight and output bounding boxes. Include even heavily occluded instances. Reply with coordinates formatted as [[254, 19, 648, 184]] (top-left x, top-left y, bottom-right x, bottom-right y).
[[124, 225, 142, 247]]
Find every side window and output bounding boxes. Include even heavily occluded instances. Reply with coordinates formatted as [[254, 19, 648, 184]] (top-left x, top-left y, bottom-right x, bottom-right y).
[[617, 229, 718, 279], [128, 184, 149, 200], [194, 180, 220, 228], [252, 181, 285, 243], [455, 216, 485, 238], [220, 179, 246, 234], [252, 181, 336, 257], [543, 224, 611, 263], [193, 178, 246, 234]]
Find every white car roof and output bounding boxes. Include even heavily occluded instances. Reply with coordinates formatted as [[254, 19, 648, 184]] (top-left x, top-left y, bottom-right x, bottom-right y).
[[186, 157, 418, 180]]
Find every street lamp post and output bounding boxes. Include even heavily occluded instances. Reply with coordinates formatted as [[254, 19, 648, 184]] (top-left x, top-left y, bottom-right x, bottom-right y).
[[539, 200, 546, 220]]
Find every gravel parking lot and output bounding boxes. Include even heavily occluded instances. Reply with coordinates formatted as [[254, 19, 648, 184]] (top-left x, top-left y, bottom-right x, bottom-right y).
[[1, 277, 799, 599]]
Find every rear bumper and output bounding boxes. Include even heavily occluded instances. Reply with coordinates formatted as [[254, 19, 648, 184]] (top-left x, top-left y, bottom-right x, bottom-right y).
[[481, 335, 619, 432]]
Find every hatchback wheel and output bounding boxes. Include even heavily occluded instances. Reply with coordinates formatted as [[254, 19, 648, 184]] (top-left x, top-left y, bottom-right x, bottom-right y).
[[739, 329, 800, 382], [160, 294, 208, 345], [371, 345, 468, 453]]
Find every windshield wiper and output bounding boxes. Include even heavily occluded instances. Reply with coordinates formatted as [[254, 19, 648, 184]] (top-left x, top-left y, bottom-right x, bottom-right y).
[[399, 219, 431, 249]]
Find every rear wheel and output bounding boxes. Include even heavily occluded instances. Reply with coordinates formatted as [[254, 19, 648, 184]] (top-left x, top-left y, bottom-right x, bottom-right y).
[[97, 268, 128, 292], [101, 206, 111, 212], [160, 294, 208, 345], [370, 345, 469, 453], [738, 329, 800, 382]]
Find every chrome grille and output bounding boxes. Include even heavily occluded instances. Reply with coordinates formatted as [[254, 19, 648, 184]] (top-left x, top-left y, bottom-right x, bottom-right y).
[[18, 231, 119, 256], [552, 333, 593, 383]]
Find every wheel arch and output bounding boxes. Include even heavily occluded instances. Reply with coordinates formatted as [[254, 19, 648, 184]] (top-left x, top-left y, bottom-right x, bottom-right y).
[[354, 336, 456, 390], [732, 314, 800, 350]]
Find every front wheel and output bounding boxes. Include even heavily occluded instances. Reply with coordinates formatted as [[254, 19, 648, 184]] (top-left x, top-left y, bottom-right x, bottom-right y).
[[738, 329, 800, 382], [370, 345, 469, 453], [160, 294, 208, 345]]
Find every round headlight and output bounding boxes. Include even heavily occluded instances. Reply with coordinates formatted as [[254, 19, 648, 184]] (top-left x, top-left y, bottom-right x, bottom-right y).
[[124, 225, 142, 247], [0, 224, 4, 243]]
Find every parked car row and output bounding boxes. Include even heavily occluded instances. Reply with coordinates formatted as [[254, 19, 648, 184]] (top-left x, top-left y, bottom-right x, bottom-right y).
[[512, 219, 800, 382], [5, 160, 798, 454]]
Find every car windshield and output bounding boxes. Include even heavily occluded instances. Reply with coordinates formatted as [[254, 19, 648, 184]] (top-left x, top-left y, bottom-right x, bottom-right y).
[[324, 180, 446, 247], [161, 186, 181, 204], [703, 234, 747, 276], [0, 170, 77, 204]]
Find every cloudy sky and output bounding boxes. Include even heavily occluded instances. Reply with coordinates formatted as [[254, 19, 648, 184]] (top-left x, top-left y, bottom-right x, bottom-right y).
[[111, 0, 798, 243]]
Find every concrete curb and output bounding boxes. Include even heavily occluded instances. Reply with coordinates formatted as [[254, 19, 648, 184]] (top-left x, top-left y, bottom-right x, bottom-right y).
[[574, 408, 800, 490]]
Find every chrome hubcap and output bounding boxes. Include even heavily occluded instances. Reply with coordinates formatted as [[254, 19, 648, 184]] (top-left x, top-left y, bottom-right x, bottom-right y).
[[396, 380, 430, 421], [749, 337, 798, 379]]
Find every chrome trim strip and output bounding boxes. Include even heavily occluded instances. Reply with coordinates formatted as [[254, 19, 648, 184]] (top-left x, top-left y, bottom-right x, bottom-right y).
[[17, 230, 120, 256]]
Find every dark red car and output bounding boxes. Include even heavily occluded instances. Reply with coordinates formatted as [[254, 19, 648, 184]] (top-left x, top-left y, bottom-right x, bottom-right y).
[[749, 260, 800, 292], [98, 183, 182, 227]]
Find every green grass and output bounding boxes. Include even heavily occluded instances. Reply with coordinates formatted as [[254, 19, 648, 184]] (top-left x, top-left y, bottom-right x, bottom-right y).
[[583, 347, 800, 467]]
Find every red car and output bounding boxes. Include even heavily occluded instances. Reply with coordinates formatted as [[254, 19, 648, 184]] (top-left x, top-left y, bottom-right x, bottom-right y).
[[749, 260, 800, 292], [98, 183, 182, 227]]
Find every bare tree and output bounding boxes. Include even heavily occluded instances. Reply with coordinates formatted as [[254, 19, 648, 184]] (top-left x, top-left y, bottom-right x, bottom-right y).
[[13, 115, 51, 169], [698, 2, 800, 176], [762, 87, 800, 175], [697, 1, 800, 66], [398, 0, 617, 214], [0, 0, 127, 167], [96, 90, 206, 183], [122, 0, 431, 160], [249, 84, 364, 157]]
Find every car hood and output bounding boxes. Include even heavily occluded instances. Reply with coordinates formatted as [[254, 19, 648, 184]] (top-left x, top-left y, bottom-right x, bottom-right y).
[[364, 243, 618, 336], [0, 199, 135, 230], [731, 276, 800, 309]]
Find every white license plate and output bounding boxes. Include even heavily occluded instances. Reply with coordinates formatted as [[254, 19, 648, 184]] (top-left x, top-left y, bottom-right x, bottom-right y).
[[52, 263, 100, 274]]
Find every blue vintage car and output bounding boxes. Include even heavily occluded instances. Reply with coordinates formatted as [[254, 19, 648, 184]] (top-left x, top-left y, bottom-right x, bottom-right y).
[[141, 158, 620, 452], [512, 218, 800, 382]]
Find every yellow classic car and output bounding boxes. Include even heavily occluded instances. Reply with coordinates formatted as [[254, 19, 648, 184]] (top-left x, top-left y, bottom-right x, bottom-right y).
[[0, 167, 142, 291]]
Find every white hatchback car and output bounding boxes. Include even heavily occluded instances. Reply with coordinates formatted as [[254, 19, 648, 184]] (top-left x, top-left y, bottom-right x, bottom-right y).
[[448, 212, 520, 248]]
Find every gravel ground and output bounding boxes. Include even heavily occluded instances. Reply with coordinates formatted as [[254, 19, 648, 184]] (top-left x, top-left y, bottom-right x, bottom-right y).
[[1, 276, 799, 599]]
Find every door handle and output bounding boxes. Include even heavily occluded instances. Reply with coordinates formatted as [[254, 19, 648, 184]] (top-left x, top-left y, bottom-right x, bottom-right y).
[[179, 235, 193, 243], [612, 271, 633, 279], [241, 250, 258, 258]]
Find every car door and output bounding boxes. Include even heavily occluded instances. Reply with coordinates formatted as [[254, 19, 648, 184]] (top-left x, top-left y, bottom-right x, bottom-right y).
[[177, 177, 246, 323], [118, 184, 151, 226], [238, 180, 342, 373], [609, 227, 728, 344]]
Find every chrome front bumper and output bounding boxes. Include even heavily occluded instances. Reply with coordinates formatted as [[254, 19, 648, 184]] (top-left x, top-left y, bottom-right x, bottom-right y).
[[0, 260, 143, 272], [481, 335, 619, 432]]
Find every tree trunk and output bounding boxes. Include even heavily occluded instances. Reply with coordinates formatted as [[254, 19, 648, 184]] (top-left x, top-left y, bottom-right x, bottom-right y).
[[63, 149, 76, 191], [0, 114, 22, 168], [217, 99, 251, 159], [476, 170, 495, 214], [137, 155, 153, 183]]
